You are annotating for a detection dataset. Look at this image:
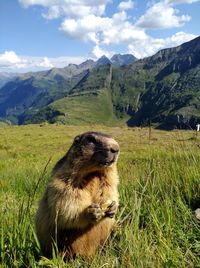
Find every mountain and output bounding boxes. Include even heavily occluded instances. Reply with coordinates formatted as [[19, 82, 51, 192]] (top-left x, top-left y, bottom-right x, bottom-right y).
[[0, 72, 17, 89], [127, 36, 200, 129], [0, 61, 94, 123], [19, 64, 118, 125], [110, 54, 137, 66], [95, 56, 111, 67], [0, 54, 136, 124], [0, 40, 200, 129], [78, 59, 95, 69], [95, 54, 137, 67]]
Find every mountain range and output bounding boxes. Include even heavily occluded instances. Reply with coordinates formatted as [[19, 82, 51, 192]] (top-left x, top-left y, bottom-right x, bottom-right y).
[[0, 72, 18, 89], [0, 39, 200, 129]]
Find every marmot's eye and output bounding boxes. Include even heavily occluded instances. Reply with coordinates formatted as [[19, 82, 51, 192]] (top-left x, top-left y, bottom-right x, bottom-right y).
[[74, 135, 81, 144], [86, 136, 96, 144]]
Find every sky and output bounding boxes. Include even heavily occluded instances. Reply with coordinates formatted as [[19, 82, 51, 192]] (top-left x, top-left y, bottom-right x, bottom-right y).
[[0, 0, 200, 72]]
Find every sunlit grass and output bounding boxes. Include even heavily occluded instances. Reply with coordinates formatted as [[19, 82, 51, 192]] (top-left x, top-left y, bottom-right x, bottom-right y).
[[0, 124, 200, 267]]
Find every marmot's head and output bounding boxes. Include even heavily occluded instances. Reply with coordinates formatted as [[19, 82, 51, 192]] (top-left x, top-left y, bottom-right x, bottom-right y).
[[60, 132, 120, 177], [72, 131, 119, 166]]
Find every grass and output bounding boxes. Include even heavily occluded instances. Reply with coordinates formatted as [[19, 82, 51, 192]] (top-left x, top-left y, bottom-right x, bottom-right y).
[[50, 89, 120, 125], [0, 124, 200, 267]]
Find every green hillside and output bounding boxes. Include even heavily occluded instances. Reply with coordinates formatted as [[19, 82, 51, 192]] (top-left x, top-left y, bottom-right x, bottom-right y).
[[0, 64, 91, 124], [23, 89, 121, 125]]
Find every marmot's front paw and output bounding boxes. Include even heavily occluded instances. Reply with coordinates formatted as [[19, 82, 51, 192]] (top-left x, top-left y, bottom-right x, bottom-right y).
[[105, 201, 118, 218], [86, 203, 103, 222]]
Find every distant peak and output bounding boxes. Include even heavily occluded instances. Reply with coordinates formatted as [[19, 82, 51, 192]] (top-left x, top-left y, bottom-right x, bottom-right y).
[[95, 55, 111, 66], [110, 53, 137, 66], [100, 55, 109, 59], [68, 63, 77, 67], [78, 59, 95, 69]]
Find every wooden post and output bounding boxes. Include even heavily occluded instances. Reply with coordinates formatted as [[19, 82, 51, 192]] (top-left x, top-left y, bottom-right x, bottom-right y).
[[140, 125, 142, 144], [148, 119, 152, 143]]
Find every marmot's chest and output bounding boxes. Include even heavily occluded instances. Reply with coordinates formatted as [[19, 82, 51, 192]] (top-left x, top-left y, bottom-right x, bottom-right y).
[[83, 174, 111, 205]]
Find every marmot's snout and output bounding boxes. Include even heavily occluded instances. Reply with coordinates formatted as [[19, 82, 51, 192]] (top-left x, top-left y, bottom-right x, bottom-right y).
[[96, 141, 119, 167], [74, 131, 119, 167]]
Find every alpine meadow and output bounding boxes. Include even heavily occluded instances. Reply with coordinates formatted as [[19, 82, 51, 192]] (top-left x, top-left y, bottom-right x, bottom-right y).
[[0, 125, 200, 267]]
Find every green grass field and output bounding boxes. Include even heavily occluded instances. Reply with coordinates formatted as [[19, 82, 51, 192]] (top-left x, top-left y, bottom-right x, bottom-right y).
[[0, 125, 200, 267]]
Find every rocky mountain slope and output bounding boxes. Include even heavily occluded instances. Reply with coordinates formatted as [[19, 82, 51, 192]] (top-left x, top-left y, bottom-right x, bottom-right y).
[[127, 36, 200, 129]]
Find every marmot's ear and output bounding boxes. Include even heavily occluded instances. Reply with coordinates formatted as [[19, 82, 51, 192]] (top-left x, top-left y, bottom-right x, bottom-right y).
[[74, 135, 81, 144]]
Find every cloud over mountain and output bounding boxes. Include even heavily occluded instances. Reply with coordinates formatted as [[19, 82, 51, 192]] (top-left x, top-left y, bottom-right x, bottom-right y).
[[0, 51, 85, 72], [11, 0, 200, 65]]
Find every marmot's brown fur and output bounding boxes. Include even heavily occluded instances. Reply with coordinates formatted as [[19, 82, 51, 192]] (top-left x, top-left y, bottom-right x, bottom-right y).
[[35, 131, 120, 258]]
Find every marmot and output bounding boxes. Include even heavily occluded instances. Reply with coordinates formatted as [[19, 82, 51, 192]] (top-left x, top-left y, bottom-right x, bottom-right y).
[[35, 131, 120, 258]]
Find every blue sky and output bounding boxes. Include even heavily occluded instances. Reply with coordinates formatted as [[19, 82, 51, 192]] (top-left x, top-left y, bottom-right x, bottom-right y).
[[0, 0, 200, 72]]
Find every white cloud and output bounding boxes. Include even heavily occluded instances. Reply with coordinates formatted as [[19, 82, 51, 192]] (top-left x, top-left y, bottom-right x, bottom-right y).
[[0, 51, 21, 64], [164, 31, 197, 46], [60, 11, 147, 48], [128, 38, 164, 59], [59, 15, 112, 43], [118, 0, 134, 10], [0, 51, 85, 72], [39, 57, 53, 68], [166, 0, 200, 4], [19, 0, 111, 19], [42, 5, 60, 19], [91, 45, 113, 58], [102, 22, 147, 45], [136, 2, 191, 29], [128, 32, 197, 58]]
